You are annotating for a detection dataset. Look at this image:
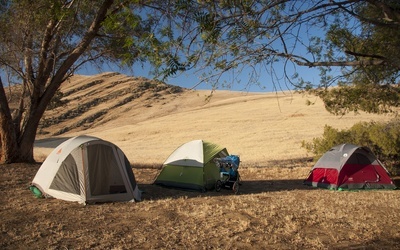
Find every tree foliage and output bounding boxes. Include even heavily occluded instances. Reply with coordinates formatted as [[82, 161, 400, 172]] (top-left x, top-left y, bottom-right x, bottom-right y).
[[310, 0, 400, 114], [313, 84, 400, 115], [0, 0, 170, 163], [154, 0, 400, 113]]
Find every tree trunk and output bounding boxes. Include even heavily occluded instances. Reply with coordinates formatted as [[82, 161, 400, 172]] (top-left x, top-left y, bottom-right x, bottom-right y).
[[17, 95, 50, 163], [0, 77, 40, 164], [17, 127, 37, 163], [0, 78, 19, 164]]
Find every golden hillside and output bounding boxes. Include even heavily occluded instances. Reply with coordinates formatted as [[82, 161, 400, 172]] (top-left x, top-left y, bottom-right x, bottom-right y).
[[34, 72, 395, 166]]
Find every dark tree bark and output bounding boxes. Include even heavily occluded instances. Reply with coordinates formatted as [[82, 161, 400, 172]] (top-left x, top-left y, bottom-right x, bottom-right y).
[[0, 77, 18, 163]]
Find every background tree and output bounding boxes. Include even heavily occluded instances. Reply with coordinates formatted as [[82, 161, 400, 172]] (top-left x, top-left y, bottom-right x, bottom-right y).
[[0, 0, 168, 163], [312, 0, 400, 114]]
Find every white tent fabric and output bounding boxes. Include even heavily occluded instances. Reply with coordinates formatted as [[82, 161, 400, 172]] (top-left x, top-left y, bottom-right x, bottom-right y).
[[32, 135, 141, 204], [163, 139, 205, 167]]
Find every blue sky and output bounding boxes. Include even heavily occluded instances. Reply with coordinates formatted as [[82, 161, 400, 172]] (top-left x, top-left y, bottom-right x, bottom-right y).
[[76, 59, 328, 93], [1, 56, 325, 93]]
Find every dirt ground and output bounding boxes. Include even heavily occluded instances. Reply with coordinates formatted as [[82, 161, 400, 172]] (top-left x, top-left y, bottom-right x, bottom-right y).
[[2, 162, 400, 250]]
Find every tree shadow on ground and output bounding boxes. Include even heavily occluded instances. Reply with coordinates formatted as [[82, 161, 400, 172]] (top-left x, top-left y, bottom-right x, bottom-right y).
[[393, 178, 400, 187], [139, 176, 400, 201], [329, 237, 400, 249], [139, 178, 315, 201]]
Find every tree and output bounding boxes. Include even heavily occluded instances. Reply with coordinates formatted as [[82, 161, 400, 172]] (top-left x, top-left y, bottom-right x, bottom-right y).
[[2, 0, 399, 164], [0, 0, 166, 163], [310, 0, 400, 114], [154, 0, 400, 112]]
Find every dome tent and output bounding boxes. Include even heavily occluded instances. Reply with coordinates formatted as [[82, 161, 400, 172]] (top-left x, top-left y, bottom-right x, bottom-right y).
[[32, 135, 141, 204], [304, 143, 396, 190], [154, 140, 229, 191]]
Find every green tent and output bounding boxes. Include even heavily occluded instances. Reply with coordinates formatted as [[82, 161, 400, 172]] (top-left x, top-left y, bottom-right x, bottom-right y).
[[154, 140, 229, 191]]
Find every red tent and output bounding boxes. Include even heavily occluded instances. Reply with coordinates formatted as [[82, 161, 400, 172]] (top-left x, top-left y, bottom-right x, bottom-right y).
[[304, 144, 396, 190]]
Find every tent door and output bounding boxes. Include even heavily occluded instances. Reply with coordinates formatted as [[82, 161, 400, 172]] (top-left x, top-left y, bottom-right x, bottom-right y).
[[83, 143, 131, 201]]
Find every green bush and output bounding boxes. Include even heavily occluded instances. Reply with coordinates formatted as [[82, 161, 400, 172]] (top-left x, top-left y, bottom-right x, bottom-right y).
[[302, 119, 400, 175]]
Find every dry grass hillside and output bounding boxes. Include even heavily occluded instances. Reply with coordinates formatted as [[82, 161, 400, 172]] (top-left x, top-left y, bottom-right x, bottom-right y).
[[34, 72, 395, 166], [2, 73, 400, 249]]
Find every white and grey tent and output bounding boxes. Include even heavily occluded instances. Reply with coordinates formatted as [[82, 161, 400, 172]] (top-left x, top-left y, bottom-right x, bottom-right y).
[[32, 135, 141, 204]]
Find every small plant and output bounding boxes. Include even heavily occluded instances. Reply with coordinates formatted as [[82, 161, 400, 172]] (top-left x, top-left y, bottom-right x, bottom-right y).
[[302, 119, 400, 175], [168, 85, 183, 94]]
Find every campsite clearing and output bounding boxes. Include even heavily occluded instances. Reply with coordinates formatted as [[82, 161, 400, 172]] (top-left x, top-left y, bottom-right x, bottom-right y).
[[2, 162, 400, 249]]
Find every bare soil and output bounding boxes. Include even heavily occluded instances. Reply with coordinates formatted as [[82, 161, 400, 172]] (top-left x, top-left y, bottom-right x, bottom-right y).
[[3, 73, 400, 249]]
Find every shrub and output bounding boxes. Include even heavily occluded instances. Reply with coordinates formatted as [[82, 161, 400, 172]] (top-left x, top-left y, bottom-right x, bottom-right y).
[[302, 119, 400, 175], [47, 90, 68, 110]]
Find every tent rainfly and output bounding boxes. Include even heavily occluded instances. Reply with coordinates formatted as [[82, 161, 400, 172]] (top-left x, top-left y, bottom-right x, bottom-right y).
[[304, 143, 396, 190], [154, 140, 229, 191], [31, 135, 141, 204]]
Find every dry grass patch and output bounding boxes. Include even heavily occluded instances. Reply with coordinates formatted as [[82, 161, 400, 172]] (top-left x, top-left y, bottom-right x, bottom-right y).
[[2, 163, 400, 249]]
